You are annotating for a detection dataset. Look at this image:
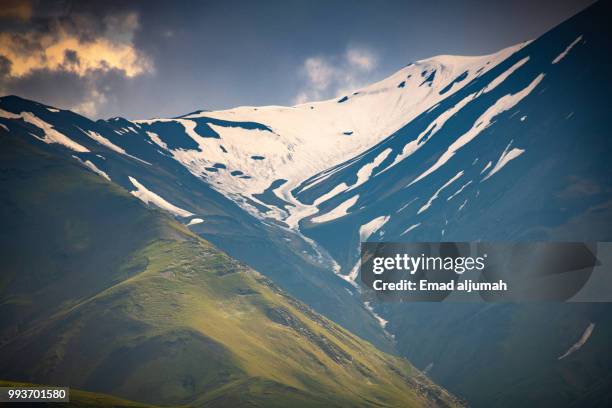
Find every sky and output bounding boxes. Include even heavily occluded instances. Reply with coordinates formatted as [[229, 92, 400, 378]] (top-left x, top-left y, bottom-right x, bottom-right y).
[[0, 0, 596, 119]]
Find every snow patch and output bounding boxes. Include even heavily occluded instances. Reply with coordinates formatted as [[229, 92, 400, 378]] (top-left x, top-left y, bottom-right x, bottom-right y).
[[447, 180, 473, 201], [400, 223, 421, 236], [482, 141, 525, 180], [347, 148, 392, 191], [364, 301, 388, 328], [558, 322, 595, 360], [313, 182, 348, 206], [128, 176, 194, 217], [552, 35, 583, 64], [311, 195, 359, 223], [409, 74, 544, 186], [418, 171, 463, 214], [360, 215, 390, 241], [11, 111, 89, 152], [187, 218, 204, 226], [72, 155, 111, 181], [0, 109, 20, 119]]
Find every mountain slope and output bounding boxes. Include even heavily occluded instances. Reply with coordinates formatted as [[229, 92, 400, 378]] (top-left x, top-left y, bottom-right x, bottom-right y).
[[0, 134, 460, 407], [0, 94, 394, 354], [0, 1, 610, 406]]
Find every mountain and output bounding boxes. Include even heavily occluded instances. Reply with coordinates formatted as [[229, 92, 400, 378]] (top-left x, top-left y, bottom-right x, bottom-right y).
[[0, 134, 459, 407], [1, 1, 611, 406]]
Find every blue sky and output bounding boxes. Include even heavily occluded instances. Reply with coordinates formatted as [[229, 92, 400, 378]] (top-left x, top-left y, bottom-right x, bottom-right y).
[[0, 0, 595, 119]]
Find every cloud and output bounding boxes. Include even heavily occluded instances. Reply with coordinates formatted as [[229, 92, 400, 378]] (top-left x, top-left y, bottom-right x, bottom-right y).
[[0, 6, 152, 117], [346, 47, 377, 72], [293, 46, 379, 105], [0, 12, 151, 78]]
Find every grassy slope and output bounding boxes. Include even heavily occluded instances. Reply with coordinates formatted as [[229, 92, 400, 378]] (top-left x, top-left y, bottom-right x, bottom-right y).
[[0, 136, 460, 407]]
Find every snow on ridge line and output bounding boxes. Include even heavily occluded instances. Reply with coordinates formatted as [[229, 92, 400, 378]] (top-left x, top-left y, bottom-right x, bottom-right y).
[[72, 155, 111, 181], [364, 301, 388, 328], [128, 176, 195, 218], [447, 180, 473, 201], [360, 215, 390, 241], [400, 223, 421, 236], [480, 161, 492, 174], [1, 110, 89, 152], [481, 57, 530, 94], [558, 322, 595, 360], [347, 148, 392, 192], [113, 41, 529, 234], [311, 195, 359, 224], [187, 218, 204, 226], [79, 127, 151, 165], [408, 73, 545, 187], [380, 53, 532, 175], [482, 141, 525, 181], [80, 128, 127, 154], [552, 35, 583, 64], [339, 215, 391, 286], [313, 182, 349, 206], [418, 171, 464, 214]]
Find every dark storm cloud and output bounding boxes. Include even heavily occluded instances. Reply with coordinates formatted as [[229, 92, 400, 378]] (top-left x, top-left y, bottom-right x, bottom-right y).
[[0, 0, 597, 119]]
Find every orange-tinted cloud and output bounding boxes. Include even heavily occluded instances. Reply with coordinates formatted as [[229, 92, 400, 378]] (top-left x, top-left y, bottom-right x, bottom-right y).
[[0, 13, 152, 78], [0, 9, 153, 117]]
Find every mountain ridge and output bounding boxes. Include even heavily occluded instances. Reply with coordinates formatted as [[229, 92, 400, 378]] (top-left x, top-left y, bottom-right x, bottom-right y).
[[1, 1, 611, 406]]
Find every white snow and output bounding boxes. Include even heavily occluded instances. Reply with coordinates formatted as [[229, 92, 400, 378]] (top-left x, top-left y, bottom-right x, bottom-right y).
[[0, 109, 21, 119], [418, 171, 463, 214], [397, 197, 418, 213], [447, 180, 473, 201], [409, 74, 544, 186], [482, 141, 525, 181], [186, 218, 204, 226], [313, 182, 349, 206], [2, 110, 89, 152], [480, 161, 492, 174], [364, 301, 388, 328], [72, 155, 111, 181], [552, 35, 583, 64], [558, 322, 595, 360], [311, 195, 359, 223], [146, 131, 168, 149], [80, 128, 149, 164], [382, 92, 476, 173], [400, 223, 421, 236], [131, 42, 529, 230], [481, 57, 530, 94], [359, 215, 390, 241], [82, 128, 127, 154], [381, 53, 531, 174], [347, 148, 392, 191], [128, 176, 194, 217], [341, 261, 361, 286]]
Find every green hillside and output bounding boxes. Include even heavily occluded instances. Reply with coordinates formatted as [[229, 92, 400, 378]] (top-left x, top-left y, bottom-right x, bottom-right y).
[[0, 136, 460, 407]]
